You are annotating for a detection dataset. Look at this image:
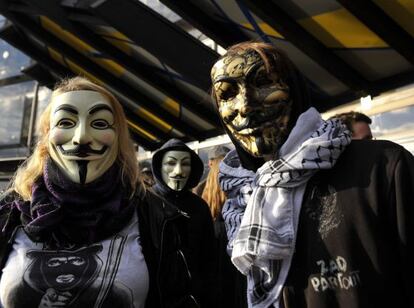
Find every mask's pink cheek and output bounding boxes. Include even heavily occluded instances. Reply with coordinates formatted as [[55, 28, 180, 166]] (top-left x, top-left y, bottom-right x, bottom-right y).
[[49, 129, 69, 145], [99, 131, 116, 145]]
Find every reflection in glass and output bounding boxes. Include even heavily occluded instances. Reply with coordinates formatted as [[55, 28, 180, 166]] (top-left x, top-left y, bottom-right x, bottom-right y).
[[371, 105, 414, 137], [34, 86, 52, 134], [0, 38, 31, 79], [371, 105, 414, 154], [0, 81, 35, 147]]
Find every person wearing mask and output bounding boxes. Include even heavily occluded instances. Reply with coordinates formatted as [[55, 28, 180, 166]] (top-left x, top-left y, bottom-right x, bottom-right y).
[[0, 77, 197, 308], [151, 139, 216, 307], [210, 41, 414, 308], [331, 111, 373, 140]]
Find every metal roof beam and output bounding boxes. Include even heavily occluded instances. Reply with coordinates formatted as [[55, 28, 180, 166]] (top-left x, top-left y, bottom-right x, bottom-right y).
[[338, 0, 414, 67], [0, 19, 171, 148], [0, 22, 75, 79], [123, 110, 163, 150], [5, 11, 199, 140], [90, 0, 218, 91], [68, 20, 221, 128], [21, 63, 56, 88], [372, 70, 414, 95], [160, 0, 249, 48], [20, 0, 221, 128], [0, 73, 32, 87], [241, 0, 373, 96]]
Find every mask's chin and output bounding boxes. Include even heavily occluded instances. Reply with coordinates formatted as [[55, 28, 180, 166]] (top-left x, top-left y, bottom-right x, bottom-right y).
[[230, 124, 287, 158], [229, 105, 293, 158]]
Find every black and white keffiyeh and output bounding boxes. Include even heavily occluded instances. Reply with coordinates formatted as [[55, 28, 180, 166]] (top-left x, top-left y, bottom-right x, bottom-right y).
[[220, 107, 351, 307]]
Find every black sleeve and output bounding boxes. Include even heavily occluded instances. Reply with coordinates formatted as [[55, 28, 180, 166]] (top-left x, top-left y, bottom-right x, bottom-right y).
[[390, 148, 414, 307], [199, 201, 218, 307]]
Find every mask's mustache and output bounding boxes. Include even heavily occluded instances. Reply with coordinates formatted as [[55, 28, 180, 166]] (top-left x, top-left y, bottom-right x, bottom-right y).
[[58, 144, 107, 157], [232, 112, 276, 132], [232, 100, 289, 132], [170, 175, 186, 180]]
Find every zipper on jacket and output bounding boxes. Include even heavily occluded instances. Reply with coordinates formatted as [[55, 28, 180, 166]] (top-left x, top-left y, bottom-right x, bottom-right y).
[[178, 249, 192, 281], [178, 209, 190, 219], [157, 203, 189, 307], [158, 219, 167, 307]]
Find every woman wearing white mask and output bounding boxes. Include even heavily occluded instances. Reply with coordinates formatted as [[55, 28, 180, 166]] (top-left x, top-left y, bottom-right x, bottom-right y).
[[0, 77, 198, 308]]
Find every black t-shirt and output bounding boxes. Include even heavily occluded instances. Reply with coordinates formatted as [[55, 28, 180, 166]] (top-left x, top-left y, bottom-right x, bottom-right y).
[[283, 141, 414, 308]]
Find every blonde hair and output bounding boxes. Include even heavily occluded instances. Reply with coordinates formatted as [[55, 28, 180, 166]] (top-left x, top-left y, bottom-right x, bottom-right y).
[[201, 157, 227, 220], [11, 76, 141, 200]]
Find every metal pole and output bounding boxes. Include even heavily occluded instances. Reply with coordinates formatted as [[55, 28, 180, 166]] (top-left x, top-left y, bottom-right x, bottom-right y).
[[26, 81, 40, 155]]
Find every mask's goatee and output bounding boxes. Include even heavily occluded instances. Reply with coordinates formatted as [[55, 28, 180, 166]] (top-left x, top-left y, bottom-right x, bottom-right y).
[[77, 160, 89, 185]]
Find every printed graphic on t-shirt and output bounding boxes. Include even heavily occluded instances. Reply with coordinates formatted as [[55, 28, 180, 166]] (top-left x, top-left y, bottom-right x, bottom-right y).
[[305, 184, 343, 239], [309, 256, 361, 293], [7, 235, 134, 307]]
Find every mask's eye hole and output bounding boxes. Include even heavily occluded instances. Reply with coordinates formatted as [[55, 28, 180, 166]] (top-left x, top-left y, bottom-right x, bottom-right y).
[[69, 257, 85, 266], [164, 160, 176, 167], [216, 81, 238, 101], [56, 118, 76, 129], [254, 71, 274, 88], [47, 258, 63, 267], [255, 76, 273, 87], [91, 119, 110, 129]]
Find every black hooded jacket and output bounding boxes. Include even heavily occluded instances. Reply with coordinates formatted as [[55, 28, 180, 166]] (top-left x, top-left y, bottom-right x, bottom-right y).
[[151, 139, 217, 307]]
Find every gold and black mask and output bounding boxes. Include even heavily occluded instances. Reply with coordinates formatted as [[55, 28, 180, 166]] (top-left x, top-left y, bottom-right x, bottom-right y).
[[211, 49, 292, 157]]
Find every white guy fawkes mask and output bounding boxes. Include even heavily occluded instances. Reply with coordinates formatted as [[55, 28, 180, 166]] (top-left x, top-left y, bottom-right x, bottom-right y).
[[48, 90, 118, 184], [161, 150, 191, 191]]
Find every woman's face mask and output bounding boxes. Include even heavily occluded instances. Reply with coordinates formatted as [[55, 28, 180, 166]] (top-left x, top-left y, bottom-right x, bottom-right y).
[[161, 150, 191, 191], [211, 50, 292, 157], [48, 90, 118, 184]]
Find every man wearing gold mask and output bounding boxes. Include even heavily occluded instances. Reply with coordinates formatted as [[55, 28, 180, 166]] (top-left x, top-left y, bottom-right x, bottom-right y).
[[211, 42, 414, 308]]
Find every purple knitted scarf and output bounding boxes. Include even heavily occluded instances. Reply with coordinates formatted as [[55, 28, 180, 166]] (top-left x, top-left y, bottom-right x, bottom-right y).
[[12, 158, 136, 245]]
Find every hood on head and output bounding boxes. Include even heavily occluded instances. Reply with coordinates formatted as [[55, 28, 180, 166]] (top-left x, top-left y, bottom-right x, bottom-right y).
[[151, 138, 204, 192]]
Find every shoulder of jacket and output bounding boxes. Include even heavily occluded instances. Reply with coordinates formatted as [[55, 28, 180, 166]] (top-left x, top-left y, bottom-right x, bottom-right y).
[[0, 191, 22, 242], [345, 139, 405, 159], [0, 190, 19, 205], [143, 189, 163, 205], [189, 192, 210, 208], [142, 189, 185, 219]]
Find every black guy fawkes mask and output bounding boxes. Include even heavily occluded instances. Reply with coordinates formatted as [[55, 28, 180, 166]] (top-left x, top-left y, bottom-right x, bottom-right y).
[[211, 49, 293, 157]]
